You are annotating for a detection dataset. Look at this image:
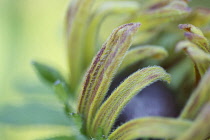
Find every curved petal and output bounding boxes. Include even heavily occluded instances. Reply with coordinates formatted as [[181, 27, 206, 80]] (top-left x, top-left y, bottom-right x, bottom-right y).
[[77, 23, 140, 132], [91, 66, 171, 136], [108, 117, 191, 140]]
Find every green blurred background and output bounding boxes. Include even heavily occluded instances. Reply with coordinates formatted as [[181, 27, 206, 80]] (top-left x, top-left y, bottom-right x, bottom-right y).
[[0, 0, 210, 140], [0, 0, 72, 139]]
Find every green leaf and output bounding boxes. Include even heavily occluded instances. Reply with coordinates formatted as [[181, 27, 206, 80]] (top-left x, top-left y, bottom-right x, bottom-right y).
[[176, 40, 210, 80], [179, 68, 210, 120], [84, 1, 139, 67], [178, 24, 210, 53], [77, 23, 140, 133], [91, 66, 171, 137], [108, 117, 192, 140], [32, 61, 66, 85], [119, 45, 168, 72], [176, 103, 210, 140], [32, 61, 72, 97]]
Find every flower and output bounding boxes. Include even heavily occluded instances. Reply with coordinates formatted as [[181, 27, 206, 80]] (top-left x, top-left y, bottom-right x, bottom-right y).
[[33, 0, 210, 139]]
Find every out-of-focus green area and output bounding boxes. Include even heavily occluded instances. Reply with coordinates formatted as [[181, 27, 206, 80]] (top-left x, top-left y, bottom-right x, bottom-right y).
[[0, 0, 73, 140], [0, 0, 210, 140]]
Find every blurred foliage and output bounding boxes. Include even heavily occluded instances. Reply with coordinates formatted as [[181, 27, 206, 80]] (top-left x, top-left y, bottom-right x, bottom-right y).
[[0, 0, 73, 139], [1, 0, 210, 140]]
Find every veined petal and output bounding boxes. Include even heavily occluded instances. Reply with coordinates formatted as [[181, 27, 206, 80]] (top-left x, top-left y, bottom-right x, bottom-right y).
[[119, 45, 168, 72], [77, 23, 140, 131], [108, 117, 192, 140], [91, 66, 171, 136]]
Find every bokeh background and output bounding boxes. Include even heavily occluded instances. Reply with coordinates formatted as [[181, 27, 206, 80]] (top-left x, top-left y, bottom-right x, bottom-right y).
[[1, 0, 210, 140], [0, 0, 71, 139]]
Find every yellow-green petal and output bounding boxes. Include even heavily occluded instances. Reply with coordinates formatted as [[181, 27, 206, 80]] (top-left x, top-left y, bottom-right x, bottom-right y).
[[179, 24, 210, 53], [91, 66, 171, 136], [108, 117, 192, 140], [77, 23, 140, 132]]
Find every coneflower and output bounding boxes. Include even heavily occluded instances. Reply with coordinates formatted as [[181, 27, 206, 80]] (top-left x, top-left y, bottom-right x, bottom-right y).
[[33, 0, 210, 139]]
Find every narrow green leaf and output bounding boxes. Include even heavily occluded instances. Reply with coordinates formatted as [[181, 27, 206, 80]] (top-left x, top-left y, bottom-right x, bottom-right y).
[[108, 117, 192, 140], [176, 103, 210, 140], [66, 0, 95, 90], [91, 66, 171, 137], [179, 68, 210, 120], [176, 40, 210, 79], [32, 61, 67, 86], [179, 24, 210, 53], [77, 23, 140, 132], [84, 1, 139, 67], [119, 45, 168, 72]]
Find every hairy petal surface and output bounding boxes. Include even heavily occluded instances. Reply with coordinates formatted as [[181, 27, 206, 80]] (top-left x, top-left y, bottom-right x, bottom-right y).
[[91, 66, 171, 136], [77, 23, 140, 132], [108, 117, 192, 140]]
